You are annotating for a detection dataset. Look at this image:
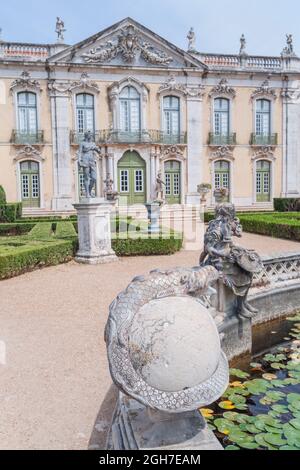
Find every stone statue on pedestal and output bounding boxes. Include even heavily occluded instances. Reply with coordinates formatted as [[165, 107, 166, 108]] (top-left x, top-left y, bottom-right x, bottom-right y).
[[154, 171, 165, 202], [78, 131, 101, 198], [104, 173, 118, 201], [55, 17, 66, 43], [199, 203, 263, 319], [187, 27, 196, 52]]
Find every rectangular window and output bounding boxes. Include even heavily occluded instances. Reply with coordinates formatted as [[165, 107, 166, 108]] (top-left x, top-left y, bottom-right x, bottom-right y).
[[256, 172, 262, 194], [214, 173, 221, 189], [31, 174, 39, 198], [120, 170, 129, 193], [135, 170, 143, 192], [222, 173, 229, 189], [22, 175, 29, 198], [77, 109, 84, 133], [263, 173, 270, 194], [173, 174, 180, 195], [165, 174, 171, 195]]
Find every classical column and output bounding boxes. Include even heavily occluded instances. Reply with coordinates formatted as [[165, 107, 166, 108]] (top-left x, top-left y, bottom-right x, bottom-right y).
[[281, 87, 300, 197], [49, 82, 73, 211], [186, 89, 204, 205]]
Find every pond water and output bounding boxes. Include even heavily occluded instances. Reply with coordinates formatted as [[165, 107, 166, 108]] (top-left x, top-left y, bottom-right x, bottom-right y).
[[200, 313, 300, 450]]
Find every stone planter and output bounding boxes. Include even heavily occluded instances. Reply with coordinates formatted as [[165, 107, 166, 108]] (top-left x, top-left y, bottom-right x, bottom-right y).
[[214, 189, 228, 204], [145, 202, 161, 234]]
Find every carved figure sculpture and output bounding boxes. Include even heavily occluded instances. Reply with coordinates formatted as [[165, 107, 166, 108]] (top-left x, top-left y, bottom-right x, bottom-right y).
[[187, 27, 196, 52], [78, 131, 101, 198], [199, 203, 263, 319], [55, 17, 66, 42], [154, 171, 165, 201], [104, 173, 118, 201]]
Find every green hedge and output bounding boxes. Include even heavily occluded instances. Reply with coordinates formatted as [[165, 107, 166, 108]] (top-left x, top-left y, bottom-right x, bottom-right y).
[[238, 214, 300, 241], [0, 222, 36, 236], [0, 239, 75, 280], [112, 236, 183, 256], [0, 203, 22, 222], [0, 186, 6, 204], [274, 198, 300, 212]]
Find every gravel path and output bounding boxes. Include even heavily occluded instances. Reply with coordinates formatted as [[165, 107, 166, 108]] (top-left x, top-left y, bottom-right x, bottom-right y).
[[0, 232, 299, 450]]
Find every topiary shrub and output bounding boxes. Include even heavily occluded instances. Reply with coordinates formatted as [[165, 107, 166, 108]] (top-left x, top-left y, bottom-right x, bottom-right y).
[[274, 198, 300, 212], [0, 186, 6, 204]]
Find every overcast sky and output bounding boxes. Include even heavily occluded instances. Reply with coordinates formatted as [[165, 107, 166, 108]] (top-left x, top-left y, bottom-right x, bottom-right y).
[[0, 0, 298, 57]]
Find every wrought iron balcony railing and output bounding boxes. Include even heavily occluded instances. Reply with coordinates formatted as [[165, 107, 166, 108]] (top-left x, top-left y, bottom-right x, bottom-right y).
[[250, 133, 278, 146], [70, 130, 187, 145], [11, 130, 44, 145], [208, 133, 236, 146]]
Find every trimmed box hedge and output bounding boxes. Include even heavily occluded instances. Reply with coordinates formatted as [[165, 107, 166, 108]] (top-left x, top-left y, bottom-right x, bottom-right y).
[[274, 198, 300, 212], [238, 214, 300, 241], [112, 235, 183, 256], [0, 238, 75, 280], [0, 202, 22, 222]]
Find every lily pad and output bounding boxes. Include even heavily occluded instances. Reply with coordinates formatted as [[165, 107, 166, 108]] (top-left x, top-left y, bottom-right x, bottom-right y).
[[229, 368, 250, 379], [264, 433, 287, 446], [225, 445, 240, 450], [290, 418, 300, 430]]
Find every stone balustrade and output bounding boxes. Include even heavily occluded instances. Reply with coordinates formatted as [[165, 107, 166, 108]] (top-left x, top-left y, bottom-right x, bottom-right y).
[[252, 252, 300, 288], [200, 53, 283, 70], [0, 43, 49, 60]]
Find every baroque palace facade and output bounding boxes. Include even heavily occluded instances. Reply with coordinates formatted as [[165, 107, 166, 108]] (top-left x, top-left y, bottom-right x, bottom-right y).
[[0, 17, 300, 213]]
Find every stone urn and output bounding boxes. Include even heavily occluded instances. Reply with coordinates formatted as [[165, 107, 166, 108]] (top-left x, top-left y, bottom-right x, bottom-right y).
[[145, 201, 162, 234], [214, 188, 228, 203], [197, 184, 211, 204]]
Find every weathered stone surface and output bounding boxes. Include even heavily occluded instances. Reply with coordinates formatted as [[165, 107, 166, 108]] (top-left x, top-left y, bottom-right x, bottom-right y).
[[129, 296, 220, 392]]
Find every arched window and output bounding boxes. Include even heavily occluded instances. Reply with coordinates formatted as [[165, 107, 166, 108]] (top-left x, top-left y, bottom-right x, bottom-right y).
[[256, 160, 271, 202], [163, 96, 180, 138], [76, 93, 95, 134], [256, 99, 271, 137], [214, 160, 230, 201], [17, 92, 37, 135], [119, 86, 140, 132], [214, 98, 229, 136]]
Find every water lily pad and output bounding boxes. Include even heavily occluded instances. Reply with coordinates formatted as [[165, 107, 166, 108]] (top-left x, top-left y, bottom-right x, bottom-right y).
[[229, 368, 250, 379], [225, 445, 240, 450], [227, 394, 246, 404], [214, 418, 238, 434], [245, 424, 261, 434], [254, 433, 276, 450], [271, 363, 285, 370], [279, 445, 299, 450], [290, 418, 300, 430], [223, 412, 239, 421], [200, 408, 214, 419], [264, 424, 284, 434], [264, 433, 287, 446], [271, 405, 289, 414], [287, 393, 300, 404], [263, 373, 277, 381]]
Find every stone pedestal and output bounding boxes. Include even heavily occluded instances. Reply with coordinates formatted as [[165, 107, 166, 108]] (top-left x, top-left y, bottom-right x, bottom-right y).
[[145, 202, 161, 234], [73, 198, 118, 265], [107, 393, 223, 450]]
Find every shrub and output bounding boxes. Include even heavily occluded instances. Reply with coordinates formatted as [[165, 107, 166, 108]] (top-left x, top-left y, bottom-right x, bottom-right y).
[[274, 198, 300, 212], [0, 186, 6, 204], [0, 203, 22, 222], [0, 222, 36, 236], [112, 235, 183, 256], [0, 239, 75, 280], [238, 214, 300, 241]]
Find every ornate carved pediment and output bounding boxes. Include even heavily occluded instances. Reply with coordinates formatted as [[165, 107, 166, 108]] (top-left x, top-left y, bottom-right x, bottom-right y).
[[14, 145, 44, 162], [158, 75, 205, 98], [209, 79, 236, 99], [48, 74, 99, 96], [81, 25, 173, 66], [108, 77, 149, 105], [10, 71, 42, 93], [209, 146, 234, 161], [67, 73, 99, 94], [159, 145, 186, 161], [252, 146, 276, 161], [251, 80, 277, 100]]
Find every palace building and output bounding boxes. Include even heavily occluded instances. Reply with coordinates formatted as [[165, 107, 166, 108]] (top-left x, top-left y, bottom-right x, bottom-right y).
[[0, 17, 300, 214]]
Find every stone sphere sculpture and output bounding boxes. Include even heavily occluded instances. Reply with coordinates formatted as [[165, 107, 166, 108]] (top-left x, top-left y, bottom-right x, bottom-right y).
[[105, 265, 229, 413]]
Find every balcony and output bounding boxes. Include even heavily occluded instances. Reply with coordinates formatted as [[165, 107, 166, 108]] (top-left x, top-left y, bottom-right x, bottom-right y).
[[208, 133, 236, 146], [70, 130, 187, 145], [250, 133, 278, 146], [11, 130, 44, 145]]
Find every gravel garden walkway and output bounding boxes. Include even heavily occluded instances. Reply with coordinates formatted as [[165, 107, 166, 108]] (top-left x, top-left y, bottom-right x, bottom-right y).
[[0, 232, 299, 450]]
